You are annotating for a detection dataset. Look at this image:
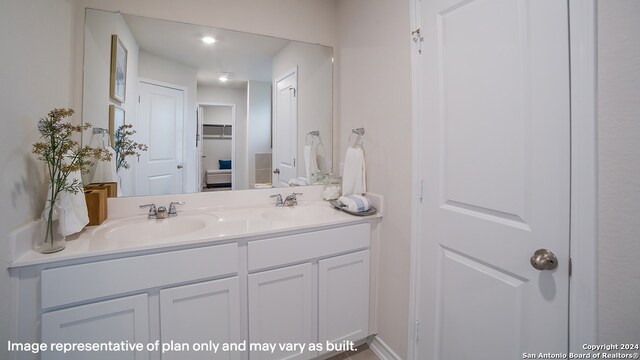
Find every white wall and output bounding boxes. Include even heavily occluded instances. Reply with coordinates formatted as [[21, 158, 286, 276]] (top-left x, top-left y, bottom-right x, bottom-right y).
[[337, 0, 413, 358], [198, 85, 248, 190], [0, 0, 77, 356], [82, 9, 140, 195], [597, 0, 640, 344], [83, 10, 140, 144], [247, 81, 272, 186], [138, 50, 198, 194], [273, 42, 333, 176], [203, 106, 232, 125]]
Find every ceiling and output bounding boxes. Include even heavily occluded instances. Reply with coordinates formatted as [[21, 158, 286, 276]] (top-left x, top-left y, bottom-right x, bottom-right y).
[[123, 14, 291, 88]]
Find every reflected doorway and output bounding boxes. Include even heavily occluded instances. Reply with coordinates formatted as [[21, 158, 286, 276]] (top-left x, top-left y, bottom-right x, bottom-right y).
[[198, 104, 236, 191]]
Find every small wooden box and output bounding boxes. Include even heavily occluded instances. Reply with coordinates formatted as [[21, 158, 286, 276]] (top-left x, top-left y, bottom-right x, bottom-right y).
[[84, 188, 108, 225], [87, 182, 117, 198]]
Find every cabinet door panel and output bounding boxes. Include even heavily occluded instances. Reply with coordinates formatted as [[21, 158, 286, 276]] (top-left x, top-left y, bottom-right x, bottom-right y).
[[160, 277, 241, 360], [319, 250, 370, 347], [41, 294, 149, 360], [248, 263, 313, 360]]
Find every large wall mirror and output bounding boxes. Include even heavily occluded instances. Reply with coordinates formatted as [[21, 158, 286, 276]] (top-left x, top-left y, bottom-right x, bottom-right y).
[[82, 9, 333, 197]]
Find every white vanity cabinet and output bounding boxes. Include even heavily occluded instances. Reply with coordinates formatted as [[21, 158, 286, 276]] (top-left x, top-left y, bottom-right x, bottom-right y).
[[160, 277, 241, 360], [38, 244, 239, 360], [15, 220, 374, 360], [246, 223, 371, 360]]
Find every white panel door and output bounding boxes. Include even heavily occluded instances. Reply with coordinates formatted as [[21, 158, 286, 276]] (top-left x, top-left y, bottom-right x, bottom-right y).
[[248, 263, 313, 360], [41, 294, 149, 360], [318, 250, 370, 352], [272, 68, 298, 187], [138, 81, 184, 195], [160, 277, 241, 360], [417, 0, 571, 359]]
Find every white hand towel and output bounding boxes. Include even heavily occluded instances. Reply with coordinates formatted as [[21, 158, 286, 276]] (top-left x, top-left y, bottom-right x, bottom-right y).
[[341, 147, 366, 196], [338, 195, 371, 213], [42, 170, 89, 236], [288, 177, 310, 186], [304, 144, 312, 179], [314, 142, 326, 173], [92, 146, 118, 183]]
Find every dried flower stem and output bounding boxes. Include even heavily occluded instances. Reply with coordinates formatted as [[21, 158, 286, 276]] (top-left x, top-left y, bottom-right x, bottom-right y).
[[32, 108, 111, 247]]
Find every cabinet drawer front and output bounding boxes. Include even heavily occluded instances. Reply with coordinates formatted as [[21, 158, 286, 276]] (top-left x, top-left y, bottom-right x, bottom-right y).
[[248, 223, 370, 272], [42, 243, 238, 309]]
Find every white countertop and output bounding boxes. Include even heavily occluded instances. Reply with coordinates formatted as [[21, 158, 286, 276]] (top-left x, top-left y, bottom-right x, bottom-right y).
[[10, 199, 381, 268]]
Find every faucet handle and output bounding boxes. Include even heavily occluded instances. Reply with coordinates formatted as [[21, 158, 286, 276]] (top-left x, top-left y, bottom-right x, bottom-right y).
[[270, 194, 284, 206], [139, 204, 157, 218], [285, 192, 303, 206], [169, 201, 185, 216]]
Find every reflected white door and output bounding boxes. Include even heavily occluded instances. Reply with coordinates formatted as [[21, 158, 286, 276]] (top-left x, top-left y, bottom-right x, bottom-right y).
[[273, 68, 298, 186], [197, 105, 204, 191], [137, 81, 184, 195], [417, 0, 571, 359]]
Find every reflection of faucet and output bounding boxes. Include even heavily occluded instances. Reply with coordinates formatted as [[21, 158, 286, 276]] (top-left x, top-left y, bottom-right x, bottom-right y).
[[140, 204, 157, 219], [284, 193, 303, 207], [271, 194, 284, 207]]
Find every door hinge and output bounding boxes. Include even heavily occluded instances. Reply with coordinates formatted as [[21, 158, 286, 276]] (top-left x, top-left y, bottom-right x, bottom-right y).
[[412, 28, 423, 54], [415, 320, 420, 342], [138, 95, 141, 103], [569, 257, 572, 277], [419, 179, 424, 203]]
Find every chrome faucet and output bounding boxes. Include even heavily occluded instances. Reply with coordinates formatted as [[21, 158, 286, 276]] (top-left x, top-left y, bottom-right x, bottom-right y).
[[140, 202, 184, 219], [169, 201, 185, 217], [139, 204, 157, 219], [271, 194, 284, 207], [284, 192, 303, 207]]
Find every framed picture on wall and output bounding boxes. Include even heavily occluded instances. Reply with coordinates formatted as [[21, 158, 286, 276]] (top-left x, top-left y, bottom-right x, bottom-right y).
[[109, 34, 127, 102], [108, 105, 125, 145]]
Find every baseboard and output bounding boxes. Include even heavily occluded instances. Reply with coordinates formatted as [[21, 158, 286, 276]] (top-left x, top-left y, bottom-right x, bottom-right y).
[[369, 335, 402, 360]]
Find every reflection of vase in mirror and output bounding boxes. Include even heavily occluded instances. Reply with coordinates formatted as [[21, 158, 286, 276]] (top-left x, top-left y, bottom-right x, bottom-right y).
[[82, 9, 333, 197]]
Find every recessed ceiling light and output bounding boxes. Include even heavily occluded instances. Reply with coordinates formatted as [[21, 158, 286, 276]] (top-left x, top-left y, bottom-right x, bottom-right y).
[[218, 75, 229, 82], [201, 36, 216, 44]]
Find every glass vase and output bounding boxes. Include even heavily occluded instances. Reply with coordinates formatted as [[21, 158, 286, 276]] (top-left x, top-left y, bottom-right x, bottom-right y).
[[38, 200, 66, 254]]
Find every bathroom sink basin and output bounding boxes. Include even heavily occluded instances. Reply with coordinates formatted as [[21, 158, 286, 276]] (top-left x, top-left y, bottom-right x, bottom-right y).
[[92, 213, 218, 242], [261, 205, 339, 223]]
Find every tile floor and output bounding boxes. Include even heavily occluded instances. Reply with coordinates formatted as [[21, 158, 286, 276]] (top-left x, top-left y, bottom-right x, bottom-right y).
[[326, 344, 380, 360]]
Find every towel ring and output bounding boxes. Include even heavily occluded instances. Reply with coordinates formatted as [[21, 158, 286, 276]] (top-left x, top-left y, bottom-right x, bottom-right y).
[[348, 128, 365, 148], [306, 130, 320, 145]]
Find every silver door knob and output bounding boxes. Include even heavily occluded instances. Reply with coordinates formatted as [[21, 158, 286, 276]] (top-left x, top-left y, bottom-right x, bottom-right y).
[[530, 249, 559, 271], [273, 168, 280, 174], [177, 164, 183, 169]]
